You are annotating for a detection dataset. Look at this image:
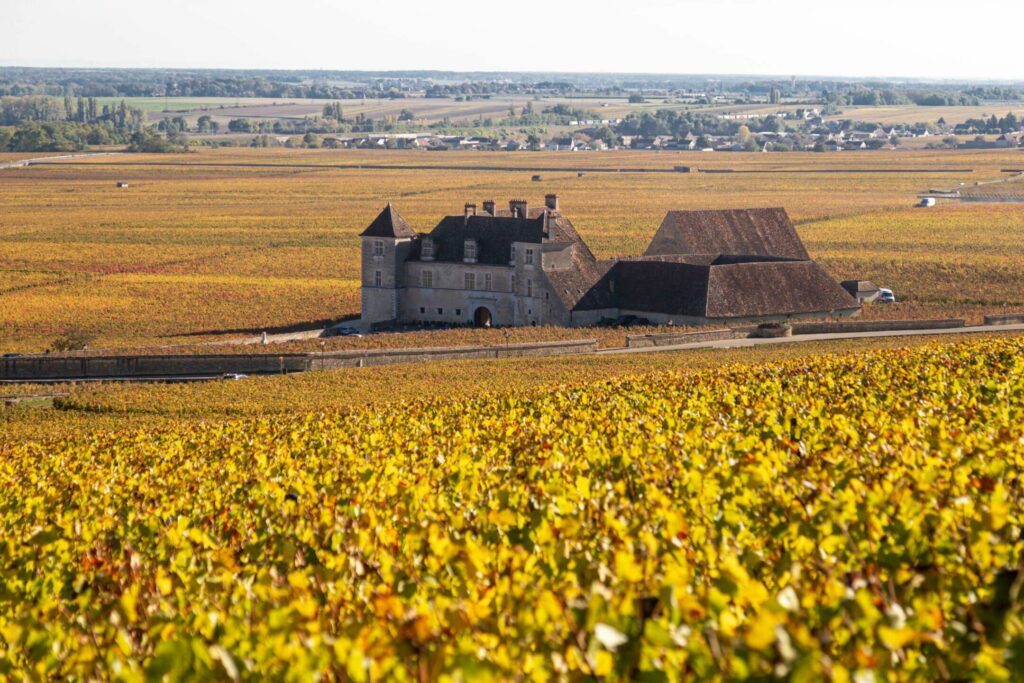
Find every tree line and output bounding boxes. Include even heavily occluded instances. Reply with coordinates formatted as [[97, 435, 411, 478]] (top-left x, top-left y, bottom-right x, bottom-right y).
[[0, 95, 150, 152]]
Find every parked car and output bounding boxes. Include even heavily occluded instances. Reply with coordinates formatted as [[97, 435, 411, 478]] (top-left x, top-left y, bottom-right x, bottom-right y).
[[322, 323, 363, 338], [877, 288, 896, 303], [220, 373, 248, 381]]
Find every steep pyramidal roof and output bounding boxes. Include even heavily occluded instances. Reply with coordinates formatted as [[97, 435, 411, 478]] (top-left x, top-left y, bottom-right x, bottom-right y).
[[360, 203, 417, 239], [645, 208, 810, 261]]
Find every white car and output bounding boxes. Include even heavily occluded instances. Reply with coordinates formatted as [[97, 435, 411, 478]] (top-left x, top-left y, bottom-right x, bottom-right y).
[[877, 288, 896, 303]]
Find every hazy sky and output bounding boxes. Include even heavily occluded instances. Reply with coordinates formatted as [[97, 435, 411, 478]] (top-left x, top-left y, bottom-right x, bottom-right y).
[[4, 0, 1023, 81]]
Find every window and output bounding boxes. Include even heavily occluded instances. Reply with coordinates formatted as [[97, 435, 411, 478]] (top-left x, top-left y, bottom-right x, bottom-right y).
[[484, 273, 492, 291], [456, 309, 462, 316], [422, 270, 433, 288], [464, 239, 477, 262], [374, 270, 382, 287], [511, 275, 517, 294], [464, 272, 475, 290], [419, 307, 425, 314], [373, 240, 384, 256], [421, 238, 434, 260], [437, 308, 443, 315], [510, 245, 517, 263], [525, 248, 534, 266], [527, 278, 533, 297]]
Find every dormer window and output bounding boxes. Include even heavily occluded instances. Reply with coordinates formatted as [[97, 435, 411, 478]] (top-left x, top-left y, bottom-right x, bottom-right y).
[[510, 245, 517, 265], [421, 237, 434, 261], [464, 238, 477, 263]]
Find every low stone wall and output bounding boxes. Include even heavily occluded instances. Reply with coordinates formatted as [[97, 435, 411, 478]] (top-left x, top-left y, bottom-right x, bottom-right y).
[[312, 339, 598, 369], [791, 319, 965, 335], [1, 354, 310, 382], [984, 313, 1024, 326], [625, 328, 745, 349], [1, 340, 599, 382]]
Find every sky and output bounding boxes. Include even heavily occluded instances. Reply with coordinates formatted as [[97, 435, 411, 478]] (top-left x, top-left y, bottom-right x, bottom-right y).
[[4, 0, 1023, 81]]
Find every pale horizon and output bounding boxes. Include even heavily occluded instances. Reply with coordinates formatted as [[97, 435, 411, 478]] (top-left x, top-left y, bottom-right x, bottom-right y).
[[5, 0, 1024, 82]]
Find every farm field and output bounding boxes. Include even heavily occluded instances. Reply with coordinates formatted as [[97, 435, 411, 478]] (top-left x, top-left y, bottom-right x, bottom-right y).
[[2, 148, 1024, 353], [127, 96, 1024, 129], [2, 335, 1022, 679], [2, 330, 1021, 445]]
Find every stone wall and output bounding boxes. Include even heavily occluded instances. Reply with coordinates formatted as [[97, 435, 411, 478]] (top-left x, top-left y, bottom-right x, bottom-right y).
[[2, 340, 599, 382], [625, 328, 745, 348], [984, 313, 1024, 326], [790, 319, 965, 335]]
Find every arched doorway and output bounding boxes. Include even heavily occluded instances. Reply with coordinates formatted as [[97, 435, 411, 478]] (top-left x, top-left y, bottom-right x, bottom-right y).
[[473, 306, 493, 328]]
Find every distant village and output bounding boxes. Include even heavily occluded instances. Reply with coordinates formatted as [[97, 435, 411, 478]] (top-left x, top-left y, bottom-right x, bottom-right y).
[[305, 108, 1024, 153]]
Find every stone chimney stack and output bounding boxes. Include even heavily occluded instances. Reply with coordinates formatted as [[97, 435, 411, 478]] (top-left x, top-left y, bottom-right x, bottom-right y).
[[464, 203, 477, 218], [509, 199, 528, 218], [482, 200, 496, 215], [544, 194, 560, 211]]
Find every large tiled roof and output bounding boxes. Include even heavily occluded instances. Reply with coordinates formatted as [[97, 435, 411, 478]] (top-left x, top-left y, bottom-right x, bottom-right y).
[[645, 208, 810, 260], [704, 261, 859, 318], [408, 210, 597, 267], [359, 203, 417, 238], [576, 259, 858, 319]]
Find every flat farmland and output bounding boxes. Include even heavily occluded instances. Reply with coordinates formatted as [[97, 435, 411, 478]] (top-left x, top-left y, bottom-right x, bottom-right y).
[[141, 95, 654, 126], [2, 147, 1024, 352]]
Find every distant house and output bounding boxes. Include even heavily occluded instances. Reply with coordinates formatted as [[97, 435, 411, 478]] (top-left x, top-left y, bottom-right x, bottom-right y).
[[359, 199, 859, 329], [996, 133, 1020, 148], [841, 280, 882, 303]]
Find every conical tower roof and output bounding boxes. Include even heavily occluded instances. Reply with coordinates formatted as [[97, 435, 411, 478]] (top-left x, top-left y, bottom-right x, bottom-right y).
[[359, 203, 416, 238]]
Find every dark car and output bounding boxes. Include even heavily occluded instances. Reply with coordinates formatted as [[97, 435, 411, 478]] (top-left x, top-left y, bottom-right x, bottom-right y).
[[322, 323, 363, 338]]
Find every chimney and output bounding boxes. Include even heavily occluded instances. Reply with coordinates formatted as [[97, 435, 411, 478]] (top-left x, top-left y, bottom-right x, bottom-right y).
[[482, 200, 496, 215], [544, 193, 559, 211], [464, 203, 477, 218], [509, 199, 528, 218]]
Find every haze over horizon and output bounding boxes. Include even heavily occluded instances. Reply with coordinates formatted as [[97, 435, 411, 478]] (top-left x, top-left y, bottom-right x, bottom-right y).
[[6, 0, 1023, 82]]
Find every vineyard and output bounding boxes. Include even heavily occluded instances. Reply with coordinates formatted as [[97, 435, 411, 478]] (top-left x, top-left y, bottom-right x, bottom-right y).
[[3, 148, 1024, 352], [2, 336, 1022, 679]]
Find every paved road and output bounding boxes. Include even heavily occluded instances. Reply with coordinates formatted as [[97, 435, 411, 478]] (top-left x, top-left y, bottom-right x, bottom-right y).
[[599, 323, 1024, 355], [0, 152, 125, 170]]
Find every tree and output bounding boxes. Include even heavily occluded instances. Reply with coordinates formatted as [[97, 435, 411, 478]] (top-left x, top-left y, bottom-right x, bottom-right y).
[[129, 131, 175, 153], [628, 93, 646, 104], [398, 108, 415, 122], [591, 125, 618, 148]]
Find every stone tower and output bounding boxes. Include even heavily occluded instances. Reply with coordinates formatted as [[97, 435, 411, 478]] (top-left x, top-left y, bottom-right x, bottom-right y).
[[359, 203, 416, 327]]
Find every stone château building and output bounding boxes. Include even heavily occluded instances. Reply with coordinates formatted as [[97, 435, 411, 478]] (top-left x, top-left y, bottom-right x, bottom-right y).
[[360, 195, 859, 328]]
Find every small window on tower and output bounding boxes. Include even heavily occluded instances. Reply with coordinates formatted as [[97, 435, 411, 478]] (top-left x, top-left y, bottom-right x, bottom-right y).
[[525, 249, 534, 265], [373, 240, 384, 256], [374, 270, 382, 287], [527, 278, 533, 297]]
